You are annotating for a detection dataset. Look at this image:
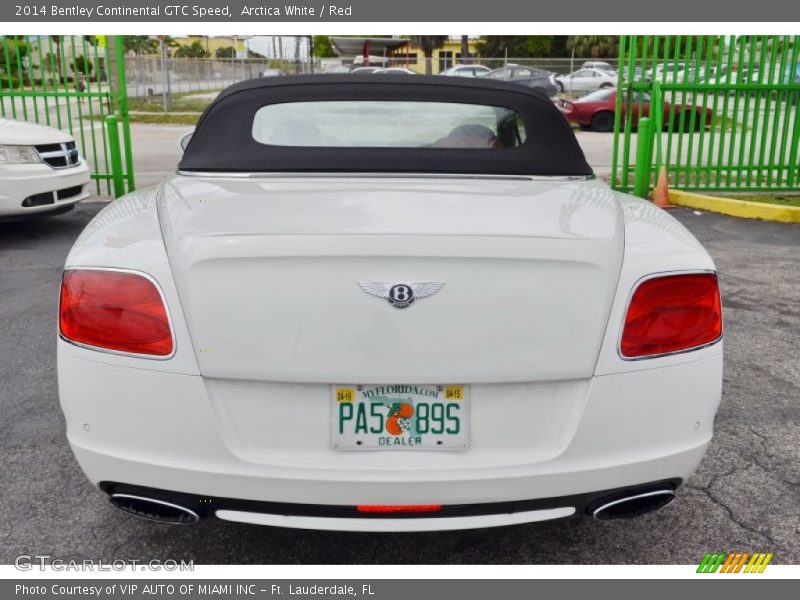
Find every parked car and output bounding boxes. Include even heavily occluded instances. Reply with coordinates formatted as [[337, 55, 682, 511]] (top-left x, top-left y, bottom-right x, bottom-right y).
[[555, 68, 618, 93], [557, 88, 714, 132], [325, 66, 352, 74], [440, 65, 492, 78], [373, 67, 418, 75], [350, 66, 383, 74], [646, 63, 687, 82], [0, 118, 90, 218], [581, 61, 615, 72], [352, 55, 389, 67], [483, 65, 558, 97], [59, 75, 722, 531]]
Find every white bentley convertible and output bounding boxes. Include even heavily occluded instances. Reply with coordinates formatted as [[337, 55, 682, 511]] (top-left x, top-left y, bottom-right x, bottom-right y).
[[58, 76, 722, 531]]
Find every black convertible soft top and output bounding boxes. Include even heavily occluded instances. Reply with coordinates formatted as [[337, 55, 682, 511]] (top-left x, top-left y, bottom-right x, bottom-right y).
[[179, 75, 593, 177]]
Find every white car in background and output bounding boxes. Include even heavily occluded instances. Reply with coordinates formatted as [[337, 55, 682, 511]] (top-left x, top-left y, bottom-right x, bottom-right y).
[[373, 67, 418, 75], [646, 63, 688, 82], [0, 118, 90, 218], [440, 65, 492, 78], [555, 68, 618, 93], [58, 75, 722, 532], [581, 61, 615, 72]]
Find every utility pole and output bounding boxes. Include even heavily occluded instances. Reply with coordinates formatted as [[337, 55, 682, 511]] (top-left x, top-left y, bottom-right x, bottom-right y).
[[159, 36, 172, 112]]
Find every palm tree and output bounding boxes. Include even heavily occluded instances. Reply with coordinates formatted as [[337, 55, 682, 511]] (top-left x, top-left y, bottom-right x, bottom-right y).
[[50, 35, 64, 83], [460, 35, 470, 64], [566, 36, 619, 59], [410, 35, 449, 75]]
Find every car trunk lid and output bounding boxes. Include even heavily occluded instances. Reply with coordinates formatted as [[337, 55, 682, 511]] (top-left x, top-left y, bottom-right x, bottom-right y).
[[159, 175, 623, 383]]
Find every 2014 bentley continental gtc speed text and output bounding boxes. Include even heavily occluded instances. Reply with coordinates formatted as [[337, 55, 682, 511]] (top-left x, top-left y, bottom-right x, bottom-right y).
[[57, 76, 723, 531]]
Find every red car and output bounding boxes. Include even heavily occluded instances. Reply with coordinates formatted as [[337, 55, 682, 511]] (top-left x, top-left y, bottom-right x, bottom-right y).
[[557, 88, 714, 132]]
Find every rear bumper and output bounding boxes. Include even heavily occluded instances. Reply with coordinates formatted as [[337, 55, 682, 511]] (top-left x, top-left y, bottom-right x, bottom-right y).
[[58, 347, 722, 530], [98, 478, 680, 531], [556, 106, 589, 127]]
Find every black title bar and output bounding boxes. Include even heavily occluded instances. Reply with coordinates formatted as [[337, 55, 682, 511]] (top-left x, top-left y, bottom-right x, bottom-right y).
[[3, 0, 800, 22]]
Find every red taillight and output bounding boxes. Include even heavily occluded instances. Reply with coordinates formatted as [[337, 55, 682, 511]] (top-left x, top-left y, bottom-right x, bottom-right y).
[[620, 273, 722, 358], [356, 505, 443, 513], [59, 270, 173, 357]]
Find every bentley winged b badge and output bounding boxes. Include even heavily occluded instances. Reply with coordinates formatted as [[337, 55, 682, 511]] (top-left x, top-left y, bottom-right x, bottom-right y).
[[357, 281, 445, 309]]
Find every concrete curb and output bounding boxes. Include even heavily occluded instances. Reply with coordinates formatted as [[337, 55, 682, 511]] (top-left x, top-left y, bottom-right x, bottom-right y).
[[669, 190, 800, 223]]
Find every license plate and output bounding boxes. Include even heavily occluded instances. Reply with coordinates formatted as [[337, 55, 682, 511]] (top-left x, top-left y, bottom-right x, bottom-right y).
[[332, 384, 469, 451]]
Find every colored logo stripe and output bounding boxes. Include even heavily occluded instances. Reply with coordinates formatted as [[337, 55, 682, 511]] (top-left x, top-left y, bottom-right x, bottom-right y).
[[745, 553, 773, 573], [697, 552, 773, 573], [697, 553, 726, 573]]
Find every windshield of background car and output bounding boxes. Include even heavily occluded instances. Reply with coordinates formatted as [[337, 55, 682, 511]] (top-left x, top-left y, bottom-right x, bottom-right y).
[[252, 101, 527, 148], [486, 69, 509, 79]]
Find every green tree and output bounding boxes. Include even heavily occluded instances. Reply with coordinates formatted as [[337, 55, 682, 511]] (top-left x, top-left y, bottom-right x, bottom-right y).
[[70, 54, 94, 76], [123, 35, 159, 56], [566, 36, 620, 58], [410, 35, 448, 75], [174, 41, 210, 59], [0, 37, 31, 88], [216, 46, 236, 59], [313, 35, 336, 58], [477, 36, 557, 58]]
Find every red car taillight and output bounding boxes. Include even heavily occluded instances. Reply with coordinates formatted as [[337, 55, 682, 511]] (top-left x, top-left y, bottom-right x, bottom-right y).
[[59, 269, 173, 357], [620, 273, 722, 359]]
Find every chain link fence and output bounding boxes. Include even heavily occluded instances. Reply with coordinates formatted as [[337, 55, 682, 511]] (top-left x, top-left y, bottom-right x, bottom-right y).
[[126, 55, 618, 100], [125, 56, 321, 98]]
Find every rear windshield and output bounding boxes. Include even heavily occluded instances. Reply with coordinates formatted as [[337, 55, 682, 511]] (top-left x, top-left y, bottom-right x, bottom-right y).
[[252, 101, 526, 149]]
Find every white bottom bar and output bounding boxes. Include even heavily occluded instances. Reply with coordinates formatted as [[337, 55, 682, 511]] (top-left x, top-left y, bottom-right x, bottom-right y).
[[215, 506, 576, 532]]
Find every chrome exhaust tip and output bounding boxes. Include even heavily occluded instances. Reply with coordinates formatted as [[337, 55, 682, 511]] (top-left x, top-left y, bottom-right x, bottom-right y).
[[590, 489, 676, 521], [109, 493, 200, 524]]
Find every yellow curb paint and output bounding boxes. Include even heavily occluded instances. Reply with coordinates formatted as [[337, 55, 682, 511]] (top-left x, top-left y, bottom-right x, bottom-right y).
[[668, 190, 800, 223]]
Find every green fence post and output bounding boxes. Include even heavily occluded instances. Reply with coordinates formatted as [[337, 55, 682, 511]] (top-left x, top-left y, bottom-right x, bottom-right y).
[[633, 116, 653, 198], [106, 114, 125, 199], [114, 35, 136, 192]]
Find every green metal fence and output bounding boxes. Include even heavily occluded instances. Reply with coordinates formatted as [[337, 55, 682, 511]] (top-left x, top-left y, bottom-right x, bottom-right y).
[[612, 35, 800, 196], [0, 35, 134, 197]]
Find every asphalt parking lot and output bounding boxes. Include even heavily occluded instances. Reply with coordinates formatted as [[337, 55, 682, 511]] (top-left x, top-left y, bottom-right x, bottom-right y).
[[0, 202, 798, 565]]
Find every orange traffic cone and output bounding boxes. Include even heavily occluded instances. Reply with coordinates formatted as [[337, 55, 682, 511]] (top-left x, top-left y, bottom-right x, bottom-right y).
[[651, 166, 677, 208]]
